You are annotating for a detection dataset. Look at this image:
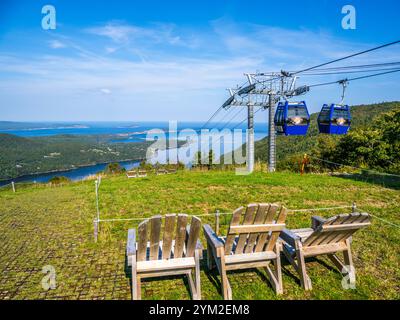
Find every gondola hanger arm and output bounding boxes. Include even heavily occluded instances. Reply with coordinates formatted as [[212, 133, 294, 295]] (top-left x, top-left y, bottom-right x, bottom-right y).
[[338, 79, 349, 105]]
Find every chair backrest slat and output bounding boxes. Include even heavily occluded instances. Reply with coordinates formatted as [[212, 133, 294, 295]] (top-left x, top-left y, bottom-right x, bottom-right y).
[[303, 215, 341, 246], [330, 213, 370, 243], [137, 219, 149, 261], [234, 204, 258, 254], [244, 203, 269, 253], [185, 216, 202, 257], [162, 214, 176, 260], [265, 207, 288, 251], [254, 204, 278, 252], [303, 213, 371, 247], [149, 215, 162, 260], [224, 207, 244, 255], [320, 213, 367, 246], [174, 214, 188, 258], [224, 203, 287, 255], [309, 214, 350, 246]]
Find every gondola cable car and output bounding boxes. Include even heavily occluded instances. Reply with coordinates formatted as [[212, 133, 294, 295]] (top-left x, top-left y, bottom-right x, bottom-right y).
[[274, 100, 310, 136], [317, 80, 351, 135]]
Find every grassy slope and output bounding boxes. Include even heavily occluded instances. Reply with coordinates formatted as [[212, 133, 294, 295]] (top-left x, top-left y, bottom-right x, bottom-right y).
[[0, 170, 399, 300]]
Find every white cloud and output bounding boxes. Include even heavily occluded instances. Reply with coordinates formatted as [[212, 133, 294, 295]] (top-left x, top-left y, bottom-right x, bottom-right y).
[[100, 88, 111, 94], [105, 47, 117, 53], [48, 40, 66, 49], [85, 22, 195, 48], [1, 21, 399, 121]]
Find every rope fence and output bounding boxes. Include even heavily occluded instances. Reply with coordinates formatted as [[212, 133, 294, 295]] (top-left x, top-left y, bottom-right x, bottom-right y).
[[93, 174, 400, 241], [0, 181, 16, 192], [308, 155, 400, 178]]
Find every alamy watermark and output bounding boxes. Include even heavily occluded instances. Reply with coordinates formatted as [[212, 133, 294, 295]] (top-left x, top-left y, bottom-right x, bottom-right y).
[[341, 265, 356, 289], [41, 265, 56, 290], [342, 5, 356, 30], [145, 121, 250, 173], [41, 5, 56, 30]]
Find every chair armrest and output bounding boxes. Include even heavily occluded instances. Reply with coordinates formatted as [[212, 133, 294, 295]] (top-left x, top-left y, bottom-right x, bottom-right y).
[[311, 216, 326, 230], [203, 224, 224, 253], [279, 228, 301, 248], [127, 229, 136, 256], [126, 229, 136, 267]]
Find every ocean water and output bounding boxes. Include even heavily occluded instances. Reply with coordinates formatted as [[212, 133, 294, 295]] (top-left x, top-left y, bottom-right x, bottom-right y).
[[0, 121, 268, 140], [0, 121, 269, 185], [0, 160, 140, 187]]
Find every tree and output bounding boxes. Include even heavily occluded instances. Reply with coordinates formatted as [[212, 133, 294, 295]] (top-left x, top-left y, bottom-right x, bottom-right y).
[[207, 149, 216, 170], [316, 107, 400, 174], [49, 176, 70, 185], [104, 162, 125, 174]]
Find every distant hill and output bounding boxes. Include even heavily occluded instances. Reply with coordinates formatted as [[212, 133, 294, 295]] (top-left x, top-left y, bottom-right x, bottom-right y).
[[0, 121, 95, 131], [0, 133, 152, 180], [253, 101, 400, 164]]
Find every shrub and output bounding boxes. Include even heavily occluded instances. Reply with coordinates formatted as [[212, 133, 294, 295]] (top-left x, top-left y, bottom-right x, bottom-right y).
[[49, 176, 71, 185], [104, 163, 125, 174]]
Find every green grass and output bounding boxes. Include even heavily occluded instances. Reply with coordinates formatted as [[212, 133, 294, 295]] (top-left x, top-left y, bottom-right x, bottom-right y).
[[0, 170, 399, 300]]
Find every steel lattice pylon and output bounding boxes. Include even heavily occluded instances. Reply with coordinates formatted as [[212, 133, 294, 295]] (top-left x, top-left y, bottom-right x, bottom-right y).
[[221, 71, 309, 172]]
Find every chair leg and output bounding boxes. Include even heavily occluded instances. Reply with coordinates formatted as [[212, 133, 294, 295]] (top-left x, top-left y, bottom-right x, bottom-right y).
[[136, 276, 142, 300], [264, 263, 281, 295], [219, 252, 232, 300], [343, 239, 356, 284], [131, 257, 139, 300], [295, 247, 312, 291], [195, 249, 202, 300], [274, 243, 283, 294], [187, 271, 198, 300]]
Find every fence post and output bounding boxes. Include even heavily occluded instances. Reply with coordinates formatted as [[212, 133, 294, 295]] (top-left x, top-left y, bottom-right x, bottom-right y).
[[94, 179, 100, 242], [215, 210, 220, 236], [11, 181, 15, 193], [94, 219, 98, 242], [352, 202, 357, 213]]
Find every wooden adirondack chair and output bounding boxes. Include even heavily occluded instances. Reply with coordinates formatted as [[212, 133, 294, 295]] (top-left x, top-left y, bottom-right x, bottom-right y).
[[126, 170, 138, 178], [279, 212, 371, 290], [156, 168, 168, 175], [203, 203, 287, 299], [137, 169, 147, 177], [126, 214, 202, 300]]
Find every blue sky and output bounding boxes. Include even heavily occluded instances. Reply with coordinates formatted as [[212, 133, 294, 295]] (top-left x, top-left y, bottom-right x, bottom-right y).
[[0, 0, 399, 121]]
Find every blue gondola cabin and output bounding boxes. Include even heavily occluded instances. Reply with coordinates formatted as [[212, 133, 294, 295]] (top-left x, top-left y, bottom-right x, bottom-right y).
[[317, 104, 351, 134], [274, 101, 310, 136]]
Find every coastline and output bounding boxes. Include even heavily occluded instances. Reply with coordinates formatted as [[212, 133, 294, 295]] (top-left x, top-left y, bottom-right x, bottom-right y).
[[0, 158, 144, 185]]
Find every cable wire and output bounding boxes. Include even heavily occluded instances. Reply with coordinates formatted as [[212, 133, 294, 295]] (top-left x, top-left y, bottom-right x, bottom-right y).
[[300, 61, 400, 73], [301, 66, 400, 76], [231, 107, 263, 130], [294, 40, 400, 75], [201, 106, 224, 129], [308, 68, 400, 88]]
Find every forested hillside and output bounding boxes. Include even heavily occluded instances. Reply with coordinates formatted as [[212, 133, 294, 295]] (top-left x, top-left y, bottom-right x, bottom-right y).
[[0, 134, 152, 180], [253, 101, 400, 173]]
